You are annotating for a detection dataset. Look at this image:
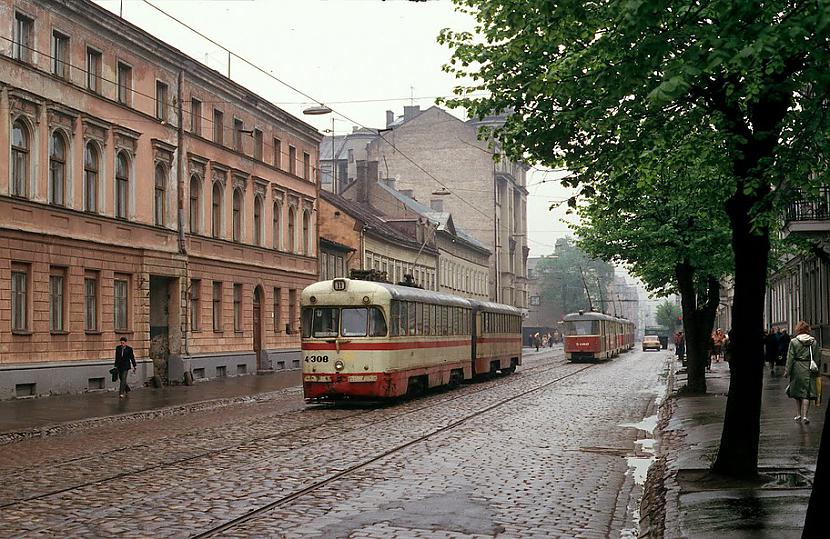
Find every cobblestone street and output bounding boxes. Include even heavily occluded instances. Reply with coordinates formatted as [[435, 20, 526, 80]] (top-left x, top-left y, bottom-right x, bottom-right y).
[[0, 348, 670, 538]]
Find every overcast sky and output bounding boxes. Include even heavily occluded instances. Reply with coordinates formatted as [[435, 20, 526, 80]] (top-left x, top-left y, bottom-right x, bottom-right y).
[[95, 0, 578, 256]]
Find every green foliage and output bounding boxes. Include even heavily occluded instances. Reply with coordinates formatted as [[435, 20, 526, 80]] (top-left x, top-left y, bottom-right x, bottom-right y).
[[656, 300, 683, 330], [536, 238, 615, 320]]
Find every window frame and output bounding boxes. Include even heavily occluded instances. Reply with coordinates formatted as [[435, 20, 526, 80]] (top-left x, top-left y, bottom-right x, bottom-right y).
[[86, 47, 102, 93], [233, 118, 244, 153], [273, 137, 282, 169], [212, 281, 223, 332], [11, 263, 30, 333], [253, 128, 263, 160], [155, 80, 169, 121], [51, 30, 70, 79], [232, 188, 243, 242], [190, 97, 202, 134], [11, 118, 30, 198], [84, 271, 99, 332], [84, 141, 99, 212], [213, 108, 224, 144], [233, 283, 243, 332], [190, 279, 201, 332], [115, 151, 130, 220], [49, 130, 68, 206], [189, 175, 201, 233], [113, 275, 130, 332], [273, 287, 281, 332], [154, 163, 167, 226], [13, 12, 34, 63], [211, 182, 223, 238], [117, 61, 132, 105], [49, 267, 67, 333], [253, 196, 263, 246]]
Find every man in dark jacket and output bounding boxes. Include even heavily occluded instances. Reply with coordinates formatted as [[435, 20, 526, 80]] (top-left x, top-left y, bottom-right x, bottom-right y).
[[115, 336, 136, 398], [765, 328, 779, 374]]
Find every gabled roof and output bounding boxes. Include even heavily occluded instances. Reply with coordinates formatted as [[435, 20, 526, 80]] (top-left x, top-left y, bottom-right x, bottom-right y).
[[319, 190, 437, 255], [374, 181, 490, 254]]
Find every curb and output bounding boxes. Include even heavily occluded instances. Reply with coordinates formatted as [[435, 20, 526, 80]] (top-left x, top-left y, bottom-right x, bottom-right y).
[[0, 385, 302, 446]]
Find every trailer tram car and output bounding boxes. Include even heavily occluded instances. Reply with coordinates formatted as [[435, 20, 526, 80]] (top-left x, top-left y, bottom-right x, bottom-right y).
[[300, 278, 523, 401], [563, 311, 635, 362]]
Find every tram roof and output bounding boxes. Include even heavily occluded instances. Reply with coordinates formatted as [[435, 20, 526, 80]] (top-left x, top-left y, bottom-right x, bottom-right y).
[[468, 299, 524, 316], [302, 279, 471, 308], [562, 311, 633, 323]]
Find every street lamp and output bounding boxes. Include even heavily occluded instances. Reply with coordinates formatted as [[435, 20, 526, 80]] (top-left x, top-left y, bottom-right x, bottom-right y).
[[303, 104, 336, 192]]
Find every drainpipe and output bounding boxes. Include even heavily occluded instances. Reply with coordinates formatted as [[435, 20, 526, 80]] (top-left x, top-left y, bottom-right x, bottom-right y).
[[177, 68, 189, 357], [493, 160, 499, 303]]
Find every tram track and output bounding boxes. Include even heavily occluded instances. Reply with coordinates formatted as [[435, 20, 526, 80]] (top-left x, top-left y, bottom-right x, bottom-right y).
[[191, 360, 598, 539], [0, 352, 568, 509]]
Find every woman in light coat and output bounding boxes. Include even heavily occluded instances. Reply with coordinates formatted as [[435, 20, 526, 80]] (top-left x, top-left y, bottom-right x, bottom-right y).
[[786, 320, 820, 423]]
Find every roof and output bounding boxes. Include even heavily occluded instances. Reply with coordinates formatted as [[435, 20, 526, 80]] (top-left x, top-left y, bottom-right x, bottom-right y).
[[302, 279, 471, 308], [374, 181, 490, 254], [319, 237, 355, 253], [319, 130, 379, 162], [563, 312, 634, 323], [319, 190, 437, 255]]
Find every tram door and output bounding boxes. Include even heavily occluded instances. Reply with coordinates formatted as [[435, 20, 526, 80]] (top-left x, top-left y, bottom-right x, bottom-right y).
[[472, 309, 481, 376]]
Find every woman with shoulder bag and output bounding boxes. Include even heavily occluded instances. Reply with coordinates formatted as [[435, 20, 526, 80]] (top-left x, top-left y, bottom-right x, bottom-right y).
[[786, 320, 820, 424]]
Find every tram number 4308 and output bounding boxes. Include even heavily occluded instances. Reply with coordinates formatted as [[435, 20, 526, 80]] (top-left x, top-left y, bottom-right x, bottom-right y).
[[304, 355, 329, 363]]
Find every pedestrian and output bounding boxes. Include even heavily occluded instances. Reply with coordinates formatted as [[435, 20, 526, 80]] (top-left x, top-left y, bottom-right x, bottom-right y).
[[675, 331, 686, 366], [778, 328, 790, 369], [764, 328, 778, 374], [786, 321, 820, 424], [533, 332, 541, 352], [548, 333, 554, 348], [114, 336, 136, 398], [706, 332, 715, 371], [722, 330, 732, 363]]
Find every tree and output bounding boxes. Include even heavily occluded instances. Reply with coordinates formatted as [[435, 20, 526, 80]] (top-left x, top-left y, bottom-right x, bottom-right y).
[[536, 238, 615, 319], [656, 301, 683, 332], [440, 0, 830, 480]]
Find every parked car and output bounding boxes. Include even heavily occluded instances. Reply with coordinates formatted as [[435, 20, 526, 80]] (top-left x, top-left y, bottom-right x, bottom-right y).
[[642, 335, 662, 351]]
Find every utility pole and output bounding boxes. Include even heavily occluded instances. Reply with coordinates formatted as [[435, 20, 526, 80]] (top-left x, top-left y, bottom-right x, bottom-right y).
[[595, 276, 606, 314], [579, 266, 594, 312]]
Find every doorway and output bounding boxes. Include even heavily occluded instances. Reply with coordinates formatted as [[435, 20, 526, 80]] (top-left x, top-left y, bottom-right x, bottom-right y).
[[253, 286, 264, 371]]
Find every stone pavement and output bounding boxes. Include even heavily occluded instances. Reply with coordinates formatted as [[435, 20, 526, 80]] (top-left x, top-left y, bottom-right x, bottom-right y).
[[642, 357, 825, 538], [0, 369, 301, 439]]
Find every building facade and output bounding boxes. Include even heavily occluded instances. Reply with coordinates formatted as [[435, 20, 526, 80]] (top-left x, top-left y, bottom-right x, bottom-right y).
[[0, 0, 320, 399], [363, 106, 529, 308]]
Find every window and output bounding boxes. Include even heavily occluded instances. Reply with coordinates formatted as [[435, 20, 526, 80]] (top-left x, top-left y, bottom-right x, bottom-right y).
[[254, 129, 263, 160], [49, 267, 65, 332], [190, 280, 200, 331], [113, 277, 129, 331], [191, 98, 202, 134], [303, 152, 310, 180], [11, 120, 29, 198], [117, 62, 132, 105], [273, 138, 282, 168], [189, 176, 200, 233], [287, 207, 295, 252], [84, 271, 98, 331], [288, 289, 297, 333], [49, 131, 67, 206], [233, 118, 244, 152], [311, 308, 340, 338], [211, 183, 222, 238], [52, 31, 69, 78], [253, 197, 263, 246], [273, 287, 281, 332], [415, 303, 424, 336], [408, 302, 416, 336], [213, 109, 224, 144], [272, 203, 281, 250], [11, 263, 29, 332], [233, 283, 242, 332], [115, 152, 129, 219], [86, 48, 101, 92], [212, 281, 222, 331], [156, 81, 168, 121], [288, 146, 296, 175], [84, 143, 99, 212], [342, 308, 368, 337], [154, 164, 166, 226], [566, 320, 598, 336], [13, 13, 33, 63], [302, 211, 310, 255], [232, 189, 243, 242]]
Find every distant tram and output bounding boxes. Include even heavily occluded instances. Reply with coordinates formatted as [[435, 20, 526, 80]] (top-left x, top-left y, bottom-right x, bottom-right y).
[[300, 278, 523, 401], [563, 311, 635, 361]]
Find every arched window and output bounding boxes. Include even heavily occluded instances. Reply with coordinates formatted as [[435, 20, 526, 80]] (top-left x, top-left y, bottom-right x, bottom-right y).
[[302, 210, 310, 255], [272, 203, 281, 250], [11, 120, 29, 198], [232, 189, 243, 242], [253, 196, 263, 246], [115, 151, 130, 219], [84, 142, 99, 212], [287, 207, 296, 253], [189, 175, 200, 233], [49, 131, 67, 206], [154, 164, 166, 226], [211, 183, 222, 238]]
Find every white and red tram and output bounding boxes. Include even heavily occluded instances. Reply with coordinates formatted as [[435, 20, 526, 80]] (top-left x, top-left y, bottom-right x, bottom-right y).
[[300, 278, 523, 401], [563, 311, 635, 361]]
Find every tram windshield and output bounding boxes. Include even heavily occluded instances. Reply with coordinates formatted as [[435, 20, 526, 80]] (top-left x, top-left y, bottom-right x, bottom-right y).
[[301, 307, 387, 338], [566, 320, 599, 335]]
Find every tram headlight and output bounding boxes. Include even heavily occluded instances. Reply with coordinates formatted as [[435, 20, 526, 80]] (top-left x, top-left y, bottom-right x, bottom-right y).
[[334, 360, 345, 372]]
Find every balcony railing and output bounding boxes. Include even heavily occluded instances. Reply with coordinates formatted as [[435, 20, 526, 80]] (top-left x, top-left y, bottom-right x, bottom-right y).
[[785, 187, 830, 223]]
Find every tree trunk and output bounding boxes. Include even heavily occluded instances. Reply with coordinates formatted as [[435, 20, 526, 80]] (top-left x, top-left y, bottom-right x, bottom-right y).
[[676, 263, 720, 394], [712, 192, 770, 479]]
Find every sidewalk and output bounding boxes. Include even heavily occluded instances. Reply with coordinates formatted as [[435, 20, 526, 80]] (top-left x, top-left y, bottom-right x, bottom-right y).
[[642, 358, 824, 538], [0, 370, 301, 440]]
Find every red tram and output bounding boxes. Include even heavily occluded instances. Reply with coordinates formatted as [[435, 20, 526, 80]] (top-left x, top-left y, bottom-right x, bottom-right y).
[[563, 311, 635, 361]]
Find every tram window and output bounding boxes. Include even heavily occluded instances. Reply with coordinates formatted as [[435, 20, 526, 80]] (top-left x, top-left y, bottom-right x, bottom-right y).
[[423, 303, 431, 335], [368, 307, 387, 337], [429, 305, 437, 336], [389, 301, 401, 337], [408, 302, 416, 336], [416, 303, 424, 336], [301, 308, 313, 338], [341, 308, 368, 337], [566, 320, 598, 335], [400, 302, 409, 336], [311, 307, 339, 338]]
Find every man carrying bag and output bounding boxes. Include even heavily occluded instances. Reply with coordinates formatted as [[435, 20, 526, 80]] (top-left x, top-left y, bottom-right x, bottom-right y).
[[114, 336, 136, 398]]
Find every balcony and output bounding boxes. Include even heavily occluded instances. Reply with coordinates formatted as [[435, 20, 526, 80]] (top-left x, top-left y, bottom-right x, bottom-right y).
[[783, 188, 830, 238]]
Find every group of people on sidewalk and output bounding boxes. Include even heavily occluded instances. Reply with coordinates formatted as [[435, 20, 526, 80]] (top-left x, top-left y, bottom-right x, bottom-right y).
[[764, 326, 791, 374], [531, 332, 558, 351]]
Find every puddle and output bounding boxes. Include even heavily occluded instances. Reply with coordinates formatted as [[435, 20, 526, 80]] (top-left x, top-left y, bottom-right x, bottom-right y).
[[620, 413, 658, 435]]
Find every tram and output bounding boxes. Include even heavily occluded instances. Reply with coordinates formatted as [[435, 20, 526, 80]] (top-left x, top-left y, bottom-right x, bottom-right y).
[[300, 278, 523, 401], [562, 311, 635, 362]]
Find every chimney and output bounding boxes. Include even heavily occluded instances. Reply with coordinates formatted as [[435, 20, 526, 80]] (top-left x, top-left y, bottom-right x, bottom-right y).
[[403, 105, 421, 122], [386, 110, 394, 128], [383, 177, 396, 190], [356, 160, 369, 203]]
